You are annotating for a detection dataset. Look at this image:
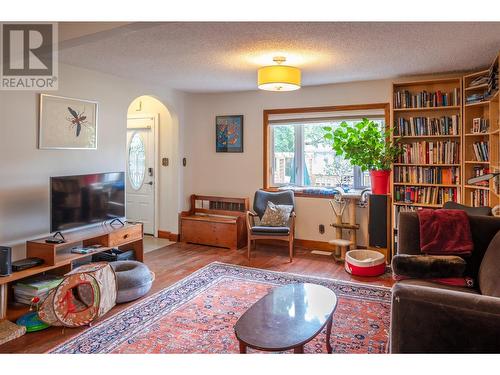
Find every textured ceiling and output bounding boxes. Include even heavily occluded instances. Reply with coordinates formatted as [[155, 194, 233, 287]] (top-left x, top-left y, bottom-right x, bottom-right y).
[[59, 22, 500, 93]]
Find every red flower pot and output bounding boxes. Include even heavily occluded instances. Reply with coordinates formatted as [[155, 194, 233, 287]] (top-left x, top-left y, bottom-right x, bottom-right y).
[[370, 170, 391, 195]]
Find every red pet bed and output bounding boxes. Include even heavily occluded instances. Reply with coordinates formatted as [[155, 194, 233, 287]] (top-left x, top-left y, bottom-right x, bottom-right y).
[[345, 249, 386, 277]]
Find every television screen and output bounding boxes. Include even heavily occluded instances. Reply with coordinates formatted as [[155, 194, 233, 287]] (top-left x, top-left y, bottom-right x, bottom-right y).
[[50, 172, 125, 232]]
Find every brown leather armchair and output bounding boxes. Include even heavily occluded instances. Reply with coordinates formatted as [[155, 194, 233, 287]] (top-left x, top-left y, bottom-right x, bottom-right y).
[[246, 190, 296, 262], [390, 211, 500, 353]]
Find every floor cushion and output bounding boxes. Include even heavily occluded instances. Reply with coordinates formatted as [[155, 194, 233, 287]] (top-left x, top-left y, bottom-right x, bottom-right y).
[[110, 261, 154, 303]]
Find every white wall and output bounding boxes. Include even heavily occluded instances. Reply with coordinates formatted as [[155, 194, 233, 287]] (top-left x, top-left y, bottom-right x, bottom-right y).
[[183, 80, 393, 246], [0, 64, 185, 260]]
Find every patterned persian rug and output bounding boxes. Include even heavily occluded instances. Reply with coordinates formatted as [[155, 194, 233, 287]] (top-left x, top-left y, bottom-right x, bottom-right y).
[[49, 262, 392, 354]]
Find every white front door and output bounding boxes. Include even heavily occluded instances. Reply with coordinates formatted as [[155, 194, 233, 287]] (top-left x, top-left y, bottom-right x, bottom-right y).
[[126, 115, 157, 235]]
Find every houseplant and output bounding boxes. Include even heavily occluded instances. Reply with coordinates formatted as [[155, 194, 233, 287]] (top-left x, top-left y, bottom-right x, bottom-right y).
[[323, 118, 401, 194]]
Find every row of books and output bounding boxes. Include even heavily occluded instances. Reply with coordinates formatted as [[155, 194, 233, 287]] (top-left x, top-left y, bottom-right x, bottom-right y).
[[472, 141, 489, 162], [470, 166, 489, 186], [468, 74, 488, 88], [470, 189, 489, 207], [394, 115, 459, 136], [466, 92, 485, 104], [397, 141, 460, 165], [471, 118, 489, 134], [394, 186, 459, 205], [13, 274, 63, 305], [394, 166, 460, 185], [394, 88, 460, 109]]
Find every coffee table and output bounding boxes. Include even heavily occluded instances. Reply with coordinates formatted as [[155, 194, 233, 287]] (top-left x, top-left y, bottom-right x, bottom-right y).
[[234, 283, 338, 354]]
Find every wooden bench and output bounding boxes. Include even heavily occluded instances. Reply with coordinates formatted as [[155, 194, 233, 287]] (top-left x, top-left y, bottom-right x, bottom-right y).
[[180, 195, 249, 250]]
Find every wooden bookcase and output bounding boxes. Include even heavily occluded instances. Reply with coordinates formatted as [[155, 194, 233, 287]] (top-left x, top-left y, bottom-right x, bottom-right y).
[[462, 52, 500, 208], [391, 77, 463, 255], [390, 52, 500, 256]]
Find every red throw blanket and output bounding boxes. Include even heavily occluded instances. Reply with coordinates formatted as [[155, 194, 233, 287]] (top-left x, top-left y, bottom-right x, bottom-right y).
[[417, 209, 473, 255]]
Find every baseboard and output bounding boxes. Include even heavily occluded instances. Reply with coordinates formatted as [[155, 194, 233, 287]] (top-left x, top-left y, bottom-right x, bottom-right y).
[[173, 234, 366, 251], [258, 239, 331, 251], [295, 239, 333, 251], [158, 230, 180, 242]]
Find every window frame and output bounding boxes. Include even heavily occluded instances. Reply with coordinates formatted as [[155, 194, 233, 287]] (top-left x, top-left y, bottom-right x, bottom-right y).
[[263, 103, 391, 193]]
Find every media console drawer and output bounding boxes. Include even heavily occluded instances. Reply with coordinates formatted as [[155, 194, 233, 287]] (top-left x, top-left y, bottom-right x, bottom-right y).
[[107, 225, 143, 247]]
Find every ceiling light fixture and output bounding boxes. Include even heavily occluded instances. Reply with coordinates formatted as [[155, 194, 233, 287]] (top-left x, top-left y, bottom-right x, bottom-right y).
[[257, 56, 301, 92]]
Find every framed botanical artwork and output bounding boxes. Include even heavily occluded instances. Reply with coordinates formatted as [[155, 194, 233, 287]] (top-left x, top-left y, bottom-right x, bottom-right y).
[[216, 115, 244, 153], [39, 94, 98, 149]]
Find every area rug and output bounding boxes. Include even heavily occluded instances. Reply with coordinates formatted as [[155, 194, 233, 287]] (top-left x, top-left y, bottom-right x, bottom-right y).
[[49, 262, 392, 354]]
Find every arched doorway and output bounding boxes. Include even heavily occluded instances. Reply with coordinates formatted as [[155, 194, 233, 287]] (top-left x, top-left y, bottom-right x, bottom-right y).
[[126, 95, 173, 237]]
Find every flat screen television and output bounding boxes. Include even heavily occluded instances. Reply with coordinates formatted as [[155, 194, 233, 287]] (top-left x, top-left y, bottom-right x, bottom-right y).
[[50, 172, 125, 233]]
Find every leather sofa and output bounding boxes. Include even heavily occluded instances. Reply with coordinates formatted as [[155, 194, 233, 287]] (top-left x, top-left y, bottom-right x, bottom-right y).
[[390, 211, 500, 353]]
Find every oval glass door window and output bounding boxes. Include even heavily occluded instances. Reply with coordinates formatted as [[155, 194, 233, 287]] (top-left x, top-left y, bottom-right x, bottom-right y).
[[128, 132, 146, 190]]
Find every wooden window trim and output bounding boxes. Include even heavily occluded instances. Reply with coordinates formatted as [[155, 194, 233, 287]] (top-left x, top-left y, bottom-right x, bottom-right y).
[[263, 103, 391, 189]]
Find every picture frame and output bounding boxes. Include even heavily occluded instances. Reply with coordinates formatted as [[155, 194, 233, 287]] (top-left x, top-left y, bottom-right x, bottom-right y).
[[215, 115, 244, 153], [39, 94, 98, 150]]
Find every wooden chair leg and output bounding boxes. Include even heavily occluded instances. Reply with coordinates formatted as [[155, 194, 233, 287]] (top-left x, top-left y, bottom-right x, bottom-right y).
[[289, 238, 294, 263], [247, 237, 251, 260]]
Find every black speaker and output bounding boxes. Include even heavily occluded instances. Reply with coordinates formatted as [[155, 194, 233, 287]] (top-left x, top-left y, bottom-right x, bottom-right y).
[[0, 246, 12, 277], [368, 195, 389, 249]]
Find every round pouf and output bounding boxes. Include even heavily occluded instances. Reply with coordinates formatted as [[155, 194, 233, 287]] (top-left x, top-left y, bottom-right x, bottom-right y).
[[345, 249, 386, 277], [110, 261, 154, 303]]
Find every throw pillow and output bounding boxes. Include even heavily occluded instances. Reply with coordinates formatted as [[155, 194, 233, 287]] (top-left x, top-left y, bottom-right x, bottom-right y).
[[260, 202, 293, 227], [392, 254, 466, 279]]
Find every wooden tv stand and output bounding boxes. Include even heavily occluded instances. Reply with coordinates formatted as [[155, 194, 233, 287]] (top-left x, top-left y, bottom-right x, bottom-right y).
[[0, 223, 143, 321]]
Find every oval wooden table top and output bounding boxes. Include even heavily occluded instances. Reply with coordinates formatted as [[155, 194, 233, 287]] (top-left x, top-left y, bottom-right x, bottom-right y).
[[234, 283, 338, 352]]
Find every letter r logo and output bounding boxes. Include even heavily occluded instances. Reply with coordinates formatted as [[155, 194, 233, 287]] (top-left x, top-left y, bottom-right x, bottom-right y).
[[2, 24, 53, 76]]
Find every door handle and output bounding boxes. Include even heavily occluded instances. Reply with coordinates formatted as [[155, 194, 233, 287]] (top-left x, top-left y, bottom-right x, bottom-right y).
[[146, 181, 153, 185]]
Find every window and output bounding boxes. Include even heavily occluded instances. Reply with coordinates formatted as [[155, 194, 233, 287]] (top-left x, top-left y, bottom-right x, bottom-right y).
[[269, 116, 385, 190], [128, 132, 146, 190]]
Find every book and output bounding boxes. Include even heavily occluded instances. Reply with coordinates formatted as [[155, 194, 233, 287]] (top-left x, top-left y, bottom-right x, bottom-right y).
[[470, 166, 489, 186], [395, 186, 459, 205], [394, 166, 459, 185], [471, 189, 489, 207], [394, 115, 459, 136], [15, 274, 63, 291], [397, 141, 459, 164], [394, 88, 460, 109], [13, 274, 63, 305], [472, 141, 489, 162]]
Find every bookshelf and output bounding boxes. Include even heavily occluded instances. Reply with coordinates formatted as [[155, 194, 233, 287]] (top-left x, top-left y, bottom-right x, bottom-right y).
[[462, 52, 499, 208], [391, 77, 463, 256]]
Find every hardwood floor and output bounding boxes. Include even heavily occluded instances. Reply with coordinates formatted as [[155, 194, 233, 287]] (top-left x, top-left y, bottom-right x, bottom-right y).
[[0, 242, 394, 353]]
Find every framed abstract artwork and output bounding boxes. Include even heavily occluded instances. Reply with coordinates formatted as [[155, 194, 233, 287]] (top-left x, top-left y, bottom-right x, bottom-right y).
[[39, 94, 98, 150], [215, 115, 243, 153]]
